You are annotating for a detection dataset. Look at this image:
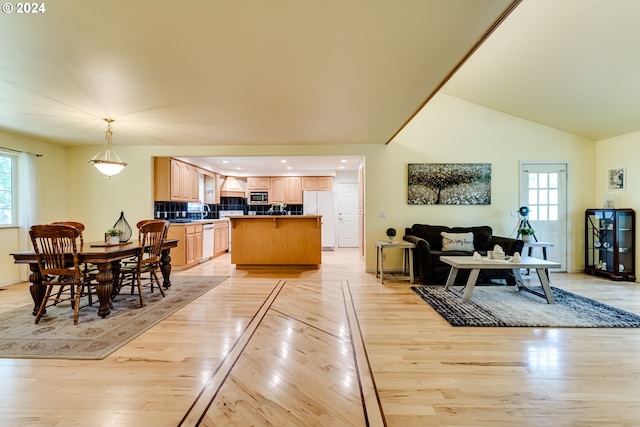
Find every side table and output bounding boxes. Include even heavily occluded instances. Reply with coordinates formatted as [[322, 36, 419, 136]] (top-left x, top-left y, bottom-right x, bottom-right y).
[[375, 240, 415, 284], [523, 241, 554, 260], [523, 241, 554, 275]]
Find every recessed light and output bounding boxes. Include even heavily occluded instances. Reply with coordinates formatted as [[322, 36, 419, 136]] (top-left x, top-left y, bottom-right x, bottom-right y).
[[339, 166, 345, 169], [235, 167, 241, 170], [281, 159, 287, 163], [287, 166, 292, 170], [222, 160, 229, 164], [340, 159, 347, 163]]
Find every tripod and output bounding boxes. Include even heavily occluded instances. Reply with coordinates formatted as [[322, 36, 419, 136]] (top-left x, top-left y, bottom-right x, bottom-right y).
[[516, 215, 538, 242]]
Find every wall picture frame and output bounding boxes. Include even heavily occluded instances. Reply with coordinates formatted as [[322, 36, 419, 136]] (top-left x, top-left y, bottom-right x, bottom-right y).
[[407, 163, 491, 205], [608, 167, 625, 190]]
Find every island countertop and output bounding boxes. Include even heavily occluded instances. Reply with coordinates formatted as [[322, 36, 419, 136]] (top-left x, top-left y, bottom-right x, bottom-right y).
[[228, 215, 322, 265]]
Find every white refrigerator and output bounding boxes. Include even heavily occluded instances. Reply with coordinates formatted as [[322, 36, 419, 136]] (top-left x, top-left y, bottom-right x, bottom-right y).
[[303, 190, 336, 250]]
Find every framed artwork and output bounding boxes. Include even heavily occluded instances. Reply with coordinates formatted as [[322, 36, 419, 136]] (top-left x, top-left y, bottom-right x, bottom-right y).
[[608, 167, 625, 190], [408, 163, 491, 205]]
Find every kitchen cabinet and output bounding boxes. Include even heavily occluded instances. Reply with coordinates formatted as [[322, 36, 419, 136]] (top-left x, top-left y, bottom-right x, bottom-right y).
[[166, 223, 203, 269], [270, 177, 286, 204], [247, 177, 270, 190], [214, 221, 229, 256], [585, 208, 635, 281], [270, 177, 302, 204], [154, 157, 200, 202], [285, 177, 302, 204], [301, 176, 333, 191], [204, 173, 220, 204]]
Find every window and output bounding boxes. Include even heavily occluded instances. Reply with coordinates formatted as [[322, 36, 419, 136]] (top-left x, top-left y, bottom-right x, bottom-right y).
[[527, 172, 559, 222], [0, 152, 17, 226]]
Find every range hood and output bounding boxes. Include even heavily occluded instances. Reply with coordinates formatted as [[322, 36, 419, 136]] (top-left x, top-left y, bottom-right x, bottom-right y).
[[220, 176, 246, 197]]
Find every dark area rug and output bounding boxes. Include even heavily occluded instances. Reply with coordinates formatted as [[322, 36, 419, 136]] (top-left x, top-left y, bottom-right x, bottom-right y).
[[0, 275, 228, 359], [411, 285, 640, 327]]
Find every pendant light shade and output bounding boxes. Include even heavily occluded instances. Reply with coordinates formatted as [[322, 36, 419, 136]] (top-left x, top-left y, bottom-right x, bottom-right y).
[[89, 118, 127, 177]]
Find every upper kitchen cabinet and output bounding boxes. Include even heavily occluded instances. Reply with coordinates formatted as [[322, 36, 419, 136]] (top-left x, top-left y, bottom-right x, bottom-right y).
[[154, 157, 199, 202], [270, 177, 302, 204], [247, 177, 271, 190], [302, 176, 334, 191], [286, 177, 302, 204], [204, 173, 220, 204], [270, 177, 286, 203]]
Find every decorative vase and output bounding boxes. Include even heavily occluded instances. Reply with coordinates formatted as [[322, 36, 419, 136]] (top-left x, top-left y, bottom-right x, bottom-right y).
[[113, 211, 132, 242]]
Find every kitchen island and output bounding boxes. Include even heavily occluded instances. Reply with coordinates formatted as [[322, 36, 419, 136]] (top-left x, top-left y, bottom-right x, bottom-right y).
[[228, 215, 322, 266]]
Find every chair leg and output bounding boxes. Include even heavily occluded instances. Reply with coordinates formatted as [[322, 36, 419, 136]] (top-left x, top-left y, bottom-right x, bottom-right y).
[[135, 273, 145, 307], [53, 285, 66, 306], [151, 270, 166, 297], [73, 284, 82, 325], [35, 286, 54, 324]]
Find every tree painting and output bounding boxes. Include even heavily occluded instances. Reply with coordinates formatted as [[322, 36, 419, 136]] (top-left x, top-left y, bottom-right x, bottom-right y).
[[408, 163, 491, 205]]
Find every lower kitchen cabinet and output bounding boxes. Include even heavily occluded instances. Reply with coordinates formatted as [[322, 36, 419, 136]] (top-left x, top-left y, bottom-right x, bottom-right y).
[[214, 221, 229, 256], [166, 223, 203, 270]]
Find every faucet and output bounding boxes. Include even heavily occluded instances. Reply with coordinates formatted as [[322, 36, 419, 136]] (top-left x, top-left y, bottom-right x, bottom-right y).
[[201, 204, 211, 219]]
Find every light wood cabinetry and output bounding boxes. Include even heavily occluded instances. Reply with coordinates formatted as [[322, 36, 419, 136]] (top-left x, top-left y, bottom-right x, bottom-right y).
[[247, 177, 271, 190], [302, 176, 334, 191], [229, 216, 321, 265], [285, 177, 302, 204], [270, 177, 286, 204], [154, 157, 200, 202], [204, 173, 220, 204], [214, 221, 229, 256], [269, 176, 303, 204], [166, 223, 203, 270]]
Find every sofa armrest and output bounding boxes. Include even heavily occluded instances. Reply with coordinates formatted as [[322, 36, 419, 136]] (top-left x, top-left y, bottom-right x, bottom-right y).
[[489, 236, 524, 256], [403, 235, 432, 281]]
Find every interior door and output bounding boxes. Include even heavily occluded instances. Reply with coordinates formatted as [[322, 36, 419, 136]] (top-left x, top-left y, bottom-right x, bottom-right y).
[[338, 183, 359, 247], [519, 163, 567, 271]]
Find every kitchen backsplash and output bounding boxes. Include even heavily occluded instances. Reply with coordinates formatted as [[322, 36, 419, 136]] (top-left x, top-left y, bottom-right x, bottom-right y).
[[154, 198, 302, 220]]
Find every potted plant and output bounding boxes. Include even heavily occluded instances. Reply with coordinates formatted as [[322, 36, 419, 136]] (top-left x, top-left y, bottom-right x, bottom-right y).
[[105, 228, 123, 245], [385, 227, 397, 242], [518, 227, 535, 242]]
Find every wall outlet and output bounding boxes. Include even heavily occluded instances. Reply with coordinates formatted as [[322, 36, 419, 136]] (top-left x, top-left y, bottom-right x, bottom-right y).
[[511, 210, 518, 217], [379, 211, 386, 218]]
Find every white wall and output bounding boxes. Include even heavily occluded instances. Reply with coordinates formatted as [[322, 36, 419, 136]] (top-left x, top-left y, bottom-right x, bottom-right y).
[[366, 94, 595, 273], [595, 130, 640, 275]]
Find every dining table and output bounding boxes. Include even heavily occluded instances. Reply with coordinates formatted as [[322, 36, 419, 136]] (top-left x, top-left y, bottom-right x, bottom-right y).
[[10, 239, 178, 318]]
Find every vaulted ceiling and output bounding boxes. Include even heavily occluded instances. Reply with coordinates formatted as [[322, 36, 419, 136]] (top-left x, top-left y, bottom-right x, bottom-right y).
[[0, 0, 516, 147], [1, 0, 637, 156]]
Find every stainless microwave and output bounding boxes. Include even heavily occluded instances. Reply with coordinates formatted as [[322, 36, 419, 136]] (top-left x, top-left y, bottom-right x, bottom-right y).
[[249, 191, 269, 205]]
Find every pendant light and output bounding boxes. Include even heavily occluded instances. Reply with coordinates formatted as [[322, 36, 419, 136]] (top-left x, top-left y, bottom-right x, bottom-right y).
[[89, 118, 127, 177]]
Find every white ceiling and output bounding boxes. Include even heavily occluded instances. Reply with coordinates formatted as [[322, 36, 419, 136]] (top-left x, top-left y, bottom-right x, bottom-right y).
[[0, 0, 515, 148], [2, 1, 638, 175], [441, 0, 640, 141], [176, 155, 364, 176]]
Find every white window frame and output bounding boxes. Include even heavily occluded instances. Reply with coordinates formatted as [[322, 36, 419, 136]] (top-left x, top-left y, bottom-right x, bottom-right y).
[[0, 152, 17, 228]]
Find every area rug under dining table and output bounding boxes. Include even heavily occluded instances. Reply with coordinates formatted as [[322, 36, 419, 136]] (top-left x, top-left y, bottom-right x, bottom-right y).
[[412, 284, 640, 327], [0, 275, 228, 359]]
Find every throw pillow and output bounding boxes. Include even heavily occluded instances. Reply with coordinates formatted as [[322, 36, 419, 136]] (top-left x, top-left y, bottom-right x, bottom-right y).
[[441, 231, 474, 252]]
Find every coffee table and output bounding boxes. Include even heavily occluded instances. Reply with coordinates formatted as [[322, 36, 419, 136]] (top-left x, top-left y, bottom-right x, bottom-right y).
[[440, 255, 561, 304]]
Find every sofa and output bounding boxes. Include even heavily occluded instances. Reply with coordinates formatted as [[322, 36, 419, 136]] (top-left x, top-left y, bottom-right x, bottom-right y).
[[403, 224, 524, 284]]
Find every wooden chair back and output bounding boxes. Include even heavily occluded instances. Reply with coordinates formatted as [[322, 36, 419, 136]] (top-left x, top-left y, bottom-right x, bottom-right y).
[[138, 220, 169, 269], [51, 221, 85, 246], [136, 219, 166, 241], [29, 224, 82, 282]]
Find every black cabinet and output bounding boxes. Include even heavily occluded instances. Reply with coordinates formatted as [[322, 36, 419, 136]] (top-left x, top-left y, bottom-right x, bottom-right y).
[[585, 208, 635, 281]]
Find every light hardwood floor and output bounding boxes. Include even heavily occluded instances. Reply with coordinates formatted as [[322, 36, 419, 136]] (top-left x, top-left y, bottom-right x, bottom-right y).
[[1, 249, 640, 426]]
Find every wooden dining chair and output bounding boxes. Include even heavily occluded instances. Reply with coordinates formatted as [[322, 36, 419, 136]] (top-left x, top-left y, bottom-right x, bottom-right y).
[[50, 221, 96, 306], [117, 220, 169, 307], [29, 224, 85, 325]]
